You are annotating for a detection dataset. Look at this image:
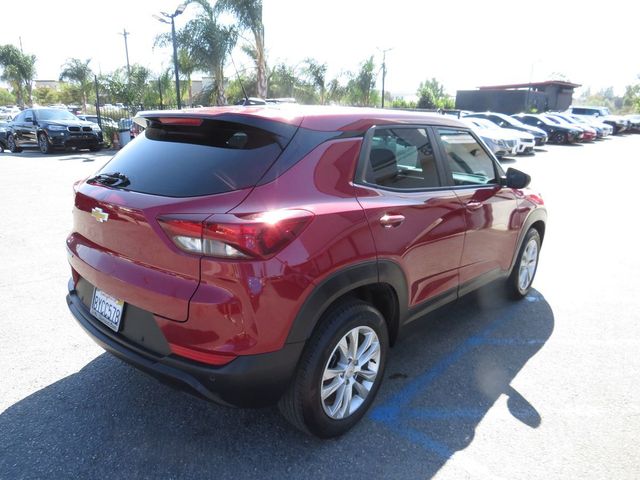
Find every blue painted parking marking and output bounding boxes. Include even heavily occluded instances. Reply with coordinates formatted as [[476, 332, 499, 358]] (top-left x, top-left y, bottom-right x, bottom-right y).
[[369, 294, 546, 458]]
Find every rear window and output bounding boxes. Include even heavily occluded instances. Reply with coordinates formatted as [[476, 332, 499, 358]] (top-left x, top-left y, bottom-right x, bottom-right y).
[[95, 119, 284, 197]]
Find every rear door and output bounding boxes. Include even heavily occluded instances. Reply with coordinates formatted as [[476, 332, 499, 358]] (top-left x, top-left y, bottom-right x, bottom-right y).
[[433, 127, 520, 293], [355, 125, 467, 310]]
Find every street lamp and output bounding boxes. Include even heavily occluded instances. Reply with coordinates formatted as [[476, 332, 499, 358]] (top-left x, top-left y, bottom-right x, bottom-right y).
[[153, 2, 187, 109]]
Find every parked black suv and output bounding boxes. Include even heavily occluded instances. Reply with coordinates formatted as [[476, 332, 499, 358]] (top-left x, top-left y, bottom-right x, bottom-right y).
[[7, 108, 103, 154]]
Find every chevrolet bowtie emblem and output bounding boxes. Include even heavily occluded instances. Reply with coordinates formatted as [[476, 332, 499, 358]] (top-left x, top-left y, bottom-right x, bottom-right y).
[[91, 207, 109, 223]]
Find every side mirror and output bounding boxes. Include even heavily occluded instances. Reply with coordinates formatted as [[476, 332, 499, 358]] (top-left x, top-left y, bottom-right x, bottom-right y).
[[503, 168, 531, 189]]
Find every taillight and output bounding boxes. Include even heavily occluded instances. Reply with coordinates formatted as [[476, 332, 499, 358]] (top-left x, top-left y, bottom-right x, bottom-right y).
[[158, 209, 314, 259]]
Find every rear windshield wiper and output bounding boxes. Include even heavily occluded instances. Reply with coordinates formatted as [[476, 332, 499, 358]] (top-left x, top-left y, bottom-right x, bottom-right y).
[[89, 172, 131, 188]]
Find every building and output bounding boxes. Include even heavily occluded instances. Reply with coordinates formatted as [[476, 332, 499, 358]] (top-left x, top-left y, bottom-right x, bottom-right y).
[[34, 80, 60, 90], [455, 80, 581, 114]]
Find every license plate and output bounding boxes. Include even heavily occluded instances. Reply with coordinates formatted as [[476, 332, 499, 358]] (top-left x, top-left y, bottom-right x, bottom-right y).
[[90, 288, 125, 332]]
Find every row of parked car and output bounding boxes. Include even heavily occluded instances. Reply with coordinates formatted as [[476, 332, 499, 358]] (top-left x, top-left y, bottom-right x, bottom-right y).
[[455, 106, 640, 159], [1, 103, 639, 155]]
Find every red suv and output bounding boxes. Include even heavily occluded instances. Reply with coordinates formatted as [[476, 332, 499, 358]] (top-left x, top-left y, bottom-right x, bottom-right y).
[[66, 106, 546, 437]]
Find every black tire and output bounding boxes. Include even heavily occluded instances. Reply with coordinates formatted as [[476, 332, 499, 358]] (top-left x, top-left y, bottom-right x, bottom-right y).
[[551, 131, 566, 144], [89, 145, 102, 152], [0, 143, 4, 153], [278, 299, 389, 438], [7, 135, 22, 153], [38, 132, 52, 154], [507, 228, 541, 299]]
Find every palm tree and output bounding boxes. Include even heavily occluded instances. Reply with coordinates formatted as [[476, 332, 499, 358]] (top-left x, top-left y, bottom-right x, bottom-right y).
[[0, 44, 36, 107], [215, 0, 266, 99], [59, 58, 93, 111], [177, 0, 237, 105], [178, 49, 196, 106], [303, 58, 327, 104]]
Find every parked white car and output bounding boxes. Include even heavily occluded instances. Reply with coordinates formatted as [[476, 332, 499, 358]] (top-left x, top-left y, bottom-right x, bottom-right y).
[[463, 118, 534, 157]]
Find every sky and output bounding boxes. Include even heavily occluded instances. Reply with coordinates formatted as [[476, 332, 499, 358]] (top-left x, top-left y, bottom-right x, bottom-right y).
[[1, 0, 638, 99]]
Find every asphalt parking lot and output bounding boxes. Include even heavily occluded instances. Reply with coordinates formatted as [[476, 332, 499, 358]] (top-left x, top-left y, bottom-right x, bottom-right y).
[[1, 136, 639, 479]]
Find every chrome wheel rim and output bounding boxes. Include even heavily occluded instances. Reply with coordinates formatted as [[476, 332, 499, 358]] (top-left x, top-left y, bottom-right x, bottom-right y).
[[518, 238, 538, 292], [38, 134, 47, 153], [321, 326, 381, 420]]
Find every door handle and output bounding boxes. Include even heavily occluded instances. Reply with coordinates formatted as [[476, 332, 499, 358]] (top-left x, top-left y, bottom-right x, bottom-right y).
[[465, 200, 483, 211], [379, 214, 405, 228]]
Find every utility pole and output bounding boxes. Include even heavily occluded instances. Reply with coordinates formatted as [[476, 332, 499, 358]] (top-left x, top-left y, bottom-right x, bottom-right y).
[[379, 48, 393, 108], [154, 3, 188, 110], [120, 29, 131, 76], [18, 36, 23, 52]]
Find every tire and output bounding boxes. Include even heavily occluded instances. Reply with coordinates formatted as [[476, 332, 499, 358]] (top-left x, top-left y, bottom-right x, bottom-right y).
[[7, 135, 22, 153], [89, 145, 102, 152], [507, 228, 541, 299], [38, 132, 52, 154], [551, 131, 566, 144], [278, 299, 389, 438], [0, 143, 4, 153]]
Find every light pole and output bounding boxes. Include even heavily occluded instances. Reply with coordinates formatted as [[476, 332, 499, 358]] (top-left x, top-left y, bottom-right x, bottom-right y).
[[379, 48, 393, 108], [154, 3, 187, 109]]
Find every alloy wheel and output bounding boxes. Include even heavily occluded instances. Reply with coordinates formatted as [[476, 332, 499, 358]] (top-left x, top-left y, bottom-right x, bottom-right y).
[[518, 238, 539, 292], [320, 326, 381, 420], [38, 134, 48, 153]]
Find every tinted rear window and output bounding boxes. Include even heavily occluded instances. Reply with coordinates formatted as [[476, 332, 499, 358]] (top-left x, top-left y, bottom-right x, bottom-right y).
[[95, 119, 284, 197]]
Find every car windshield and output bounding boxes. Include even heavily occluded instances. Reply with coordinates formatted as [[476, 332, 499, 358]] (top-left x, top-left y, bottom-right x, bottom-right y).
[[545, 116, 562, 124], [500, 115, 526, 128], [36, 109, 78, 121], [470, 118, 496, 130]]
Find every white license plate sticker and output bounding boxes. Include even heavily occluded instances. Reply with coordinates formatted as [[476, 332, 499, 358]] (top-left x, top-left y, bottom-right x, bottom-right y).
[[90, 288, 125, 332]]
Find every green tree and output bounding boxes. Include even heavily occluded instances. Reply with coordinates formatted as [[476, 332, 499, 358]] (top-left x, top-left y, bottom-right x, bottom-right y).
[[0, 87, 15, 105], [303, 58, 327, 104], [346, 56, 376, 106], [166, 0, 237, 105], [59, 58, 93, 111], [215, 0, 266, 98], [101, 65, 153, 108], [178, 49, 197, 106], [416, 78, 454, 109], [326, 77, 347, 105], [225, 72, 257, 105], [0, 44, 36, 107], [622, 76, 640, 113], [267, 63, 297, 99], [33, 86, 60, 105]]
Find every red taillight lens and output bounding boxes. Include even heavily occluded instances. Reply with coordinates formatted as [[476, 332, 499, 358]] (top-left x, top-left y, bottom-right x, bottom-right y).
[[158, 209, 313, 259]]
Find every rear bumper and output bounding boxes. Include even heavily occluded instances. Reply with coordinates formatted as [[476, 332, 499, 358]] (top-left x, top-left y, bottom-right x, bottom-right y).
[[66, 279, 304, 407]]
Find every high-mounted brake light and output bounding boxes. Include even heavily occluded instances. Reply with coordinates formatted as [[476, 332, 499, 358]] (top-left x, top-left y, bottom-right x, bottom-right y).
[[158, 209, 314, 259], [156, 117, 204, 126]]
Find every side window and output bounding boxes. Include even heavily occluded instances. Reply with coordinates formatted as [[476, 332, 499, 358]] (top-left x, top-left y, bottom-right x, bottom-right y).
[[365, 127, 440, 189], [13, 112, 25, 123], [437, 128, 498, 186]]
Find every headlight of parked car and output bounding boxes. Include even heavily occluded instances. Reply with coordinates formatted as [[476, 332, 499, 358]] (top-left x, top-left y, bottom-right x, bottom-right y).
[[47, 125, 66, 131], [91, 125, 102, 132]]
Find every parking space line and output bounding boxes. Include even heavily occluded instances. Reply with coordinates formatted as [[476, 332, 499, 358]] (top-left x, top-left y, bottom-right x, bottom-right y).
[[369, 297, 544, 474]]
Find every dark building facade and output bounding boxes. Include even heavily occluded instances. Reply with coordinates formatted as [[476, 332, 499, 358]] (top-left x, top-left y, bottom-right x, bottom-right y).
[[455, 81, 581, 114]]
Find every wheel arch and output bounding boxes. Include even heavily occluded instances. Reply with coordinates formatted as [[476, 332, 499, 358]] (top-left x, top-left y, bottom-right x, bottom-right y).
[[509, 207, 547, 273], [285, 260, 407, 347]]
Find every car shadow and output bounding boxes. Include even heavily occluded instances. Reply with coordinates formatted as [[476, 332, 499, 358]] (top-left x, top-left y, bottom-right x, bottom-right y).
[[0, 288, 554, 479]]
